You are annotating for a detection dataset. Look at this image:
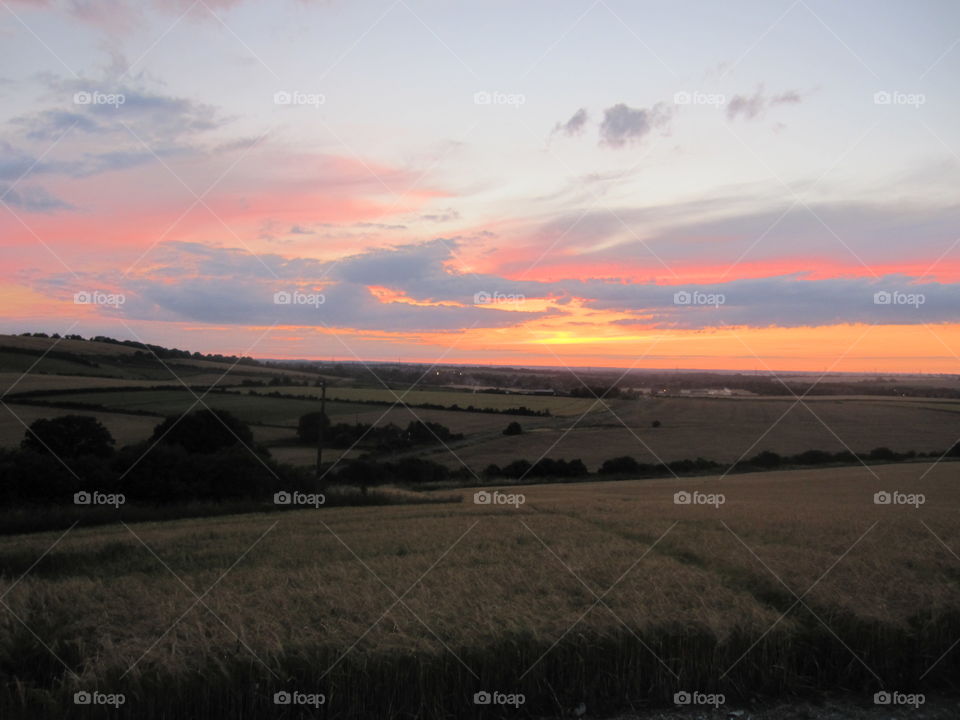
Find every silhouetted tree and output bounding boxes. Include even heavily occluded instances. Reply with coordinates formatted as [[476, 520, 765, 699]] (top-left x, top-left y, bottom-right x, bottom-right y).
[[750, 450, 782, 468], [296, 411, 330, 444], [503, 421, 523, 436], [868, 447, 897, 461], [21, 415, 115, 458], [149, 409, 254, 454], [599, 456, 641, 475]]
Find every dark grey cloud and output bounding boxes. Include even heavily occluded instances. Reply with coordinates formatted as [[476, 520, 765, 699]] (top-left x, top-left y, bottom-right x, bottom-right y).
[[0, 184, 74, 213], [0, 142, 38, 182], [0, 73, 228, 183], [599, 102, 672, 148], [46, 239, 553, 332], [20, 110, 102, 140], [583, 275, 958, 329], [14, 79, 223, 144], [553, 108, 589, 137], [36, 236, 960, 333]]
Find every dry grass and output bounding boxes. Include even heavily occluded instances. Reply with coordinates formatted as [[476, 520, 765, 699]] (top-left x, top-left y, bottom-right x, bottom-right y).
[[1, 463, 958, 717]]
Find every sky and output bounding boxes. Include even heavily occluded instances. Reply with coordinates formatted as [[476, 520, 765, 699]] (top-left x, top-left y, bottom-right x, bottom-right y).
[[1, 0, 959, 372]]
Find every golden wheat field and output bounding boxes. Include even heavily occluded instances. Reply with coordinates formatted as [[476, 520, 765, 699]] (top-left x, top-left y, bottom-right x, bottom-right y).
[[1, 462, 958, 718]]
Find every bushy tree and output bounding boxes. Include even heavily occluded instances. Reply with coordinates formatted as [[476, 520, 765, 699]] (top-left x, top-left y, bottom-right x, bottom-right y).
[[868, 447, 898, 461], [296, 411, 331, 444], [21, 415, 115, 458], [599, 456, 641, 475], [150, 409, 255, 454]]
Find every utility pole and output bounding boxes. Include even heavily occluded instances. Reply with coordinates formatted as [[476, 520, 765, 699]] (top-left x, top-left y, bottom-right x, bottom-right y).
[[316, 380, 326, 487]]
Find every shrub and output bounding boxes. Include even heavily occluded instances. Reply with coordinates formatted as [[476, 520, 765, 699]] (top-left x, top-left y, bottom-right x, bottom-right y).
[[750, 451, 782, 468], [599, 456, 641, 475], [501, 459, 533, 479], [389, 457, 451, 485], [868, 447, 898, 461], [404, 420, 463, 444], [503, 421, 523, 436], [791, 449, 834, 465]]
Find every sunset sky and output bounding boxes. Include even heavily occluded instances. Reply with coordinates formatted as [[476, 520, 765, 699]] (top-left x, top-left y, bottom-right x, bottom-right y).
[[1, 0, 959, 372]]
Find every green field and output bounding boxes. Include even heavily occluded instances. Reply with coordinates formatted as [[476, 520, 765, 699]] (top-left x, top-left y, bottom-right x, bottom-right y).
[[239, 385, 600, 416], [1, 462, 957, 718], [32, 390, 359, 428], [419, 396, 960, 470], [7, 389, 959, 474]]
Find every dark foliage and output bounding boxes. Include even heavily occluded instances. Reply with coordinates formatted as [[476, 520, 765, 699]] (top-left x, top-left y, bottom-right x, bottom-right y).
[[149, 409, 255, 454], [21, 415, 115, 458], [503, 421, 523, 436]]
